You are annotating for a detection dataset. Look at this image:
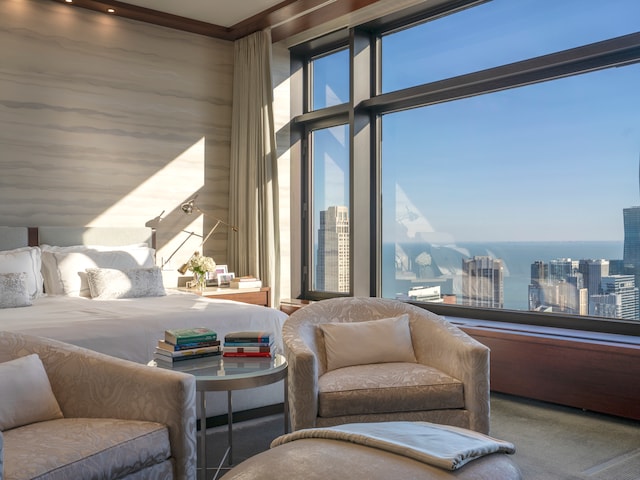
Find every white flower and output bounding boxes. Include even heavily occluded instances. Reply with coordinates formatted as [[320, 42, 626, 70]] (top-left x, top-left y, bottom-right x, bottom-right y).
[[187, 253, 216, 274]]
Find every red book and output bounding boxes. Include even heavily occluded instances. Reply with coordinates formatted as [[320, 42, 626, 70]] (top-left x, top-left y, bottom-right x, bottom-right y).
[[223, 352, 272, 357]]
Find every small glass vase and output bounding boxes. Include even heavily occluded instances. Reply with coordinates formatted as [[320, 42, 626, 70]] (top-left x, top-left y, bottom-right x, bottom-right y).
[[193, 271, 207, 291]]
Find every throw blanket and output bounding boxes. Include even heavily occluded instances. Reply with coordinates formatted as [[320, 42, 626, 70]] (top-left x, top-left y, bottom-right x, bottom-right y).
[[271, 421, 515, 471]]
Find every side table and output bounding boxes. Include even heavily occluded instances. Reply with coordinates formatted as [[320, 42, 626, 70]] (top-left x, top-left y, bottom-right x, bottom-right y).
[[179, 286, 271, 307], [152, 354, 288, 480]]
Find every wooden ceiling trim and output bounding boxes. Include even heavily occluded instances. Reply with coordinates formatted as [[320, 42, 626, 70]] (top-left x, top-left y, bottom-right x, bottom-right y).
[[271, 0, 380, 42], [50, 0, 383, 42], [229, 0, 339, 41]]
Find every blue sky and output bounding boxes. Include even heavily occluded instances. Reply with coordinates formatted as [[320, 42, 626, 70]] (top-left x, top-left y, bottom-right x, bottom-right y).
[[313, 0, 640, 243]]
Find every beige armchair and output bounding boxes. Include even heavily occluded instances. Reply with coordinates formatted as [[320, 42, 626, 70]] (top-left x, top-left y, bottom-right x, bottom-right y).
[[0, 331, 197, 480], [283, 297, 490, 434]]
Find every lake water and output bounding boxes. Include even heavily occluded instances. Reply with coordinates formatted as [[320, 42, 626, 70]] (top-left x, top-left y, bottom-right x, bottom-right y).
[[385, 241, 624, 310]]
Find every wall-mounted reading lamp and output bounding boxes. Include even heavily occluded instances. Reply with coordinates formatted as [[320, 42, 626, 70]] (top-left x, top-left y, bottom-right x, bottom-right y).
[[146, 195, 238, 273]]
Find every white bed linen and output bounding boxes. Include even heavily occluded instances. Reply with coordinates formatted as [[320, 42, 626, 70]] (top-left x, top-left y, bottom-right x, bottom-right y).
[[0, 289, 286, 365], [0, 289, 289, 416]]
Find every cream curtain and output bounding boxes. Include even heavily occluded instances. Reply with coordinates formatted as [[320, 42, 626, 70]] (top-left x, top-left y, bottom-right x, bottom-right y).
[[228, 30, 280, 307]]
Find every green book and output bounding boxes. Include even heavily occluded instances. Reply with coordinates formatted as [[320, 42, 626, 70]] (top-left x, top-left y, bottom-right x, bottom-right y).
[[165, 327, 217, 345]]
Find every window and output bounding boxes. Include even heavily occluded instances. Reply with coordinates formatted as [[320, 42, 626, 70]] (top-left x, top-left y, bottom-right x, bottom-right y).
[[310, 125, 351, 294], [381, 0, 640, 93], [293, 0, 640, 334], [381, 64, 640, 321], [311, 49, 349, 110]]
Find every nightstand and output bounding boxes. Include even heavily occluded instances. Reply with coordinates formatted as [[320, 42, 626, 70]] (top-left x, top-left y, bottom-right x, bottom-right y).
[[279, 298, 315, 315], [180, 286, 271, 307]]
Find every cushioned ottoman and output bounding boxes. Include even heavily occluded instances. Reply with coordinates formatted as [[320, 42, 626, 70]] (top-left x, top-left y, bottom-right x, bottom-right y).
[[224, 422, 522, 480]]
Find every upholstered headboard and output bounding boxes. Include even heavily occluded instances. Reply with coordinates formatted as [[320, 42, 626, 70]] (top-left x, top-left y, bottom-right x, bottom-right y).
[[0, 227, 154, 250], [0, 227, 30, 250], [37, 227, 154, 248]]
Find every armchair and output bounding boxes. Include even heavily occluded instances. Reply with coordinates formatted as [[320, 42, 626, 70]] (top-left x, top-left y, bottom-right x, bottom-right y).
[[0, 331, 197, 480], [283, 297, 490, 434]]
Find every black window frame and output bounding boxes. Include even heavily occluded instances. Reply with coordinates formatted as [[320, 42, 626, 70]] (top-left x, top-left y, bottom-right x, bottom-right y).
[[291, 0, 640, 337]]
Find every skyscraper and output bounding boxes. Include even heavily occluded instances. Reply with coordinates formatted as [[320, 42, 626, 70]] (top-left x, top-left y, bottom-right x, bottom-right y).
[[595, 275, 639, 320], [461, 256, 504, 308], [529, 259, 587, 314], [530, 261, 547, 286], [316, 205, 350, 293], [578, 259, 609, 297], [623, 207, 640, 282]]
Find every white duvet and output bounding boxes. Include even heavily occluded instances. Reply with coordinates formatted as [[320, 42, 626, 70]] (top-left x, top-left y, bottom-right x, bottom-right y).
[[1, 289, 290, 415], [0, 289, 287, 365]]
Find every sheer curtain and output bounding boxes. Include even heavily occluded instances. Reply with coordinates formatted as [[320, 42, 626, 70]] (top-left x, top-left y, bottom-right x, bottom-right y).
[[228, 30, 280, 307]]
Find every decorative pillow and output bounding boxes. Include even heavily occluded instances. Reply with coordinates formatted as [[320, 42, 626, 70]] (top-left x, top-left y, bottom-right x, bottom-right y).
[[85, 266, 166, 300], [41, 244, 155, 296], [320, 314, 417, 371], [0, 246, 43, 299], [0, 354, 64, 431], [0, 272, 32, 309]]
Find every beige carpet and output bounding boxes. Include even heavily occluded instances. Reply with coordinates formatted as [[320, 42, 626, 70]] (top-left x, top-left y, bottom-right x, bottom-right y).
[[489, 393, 640, 480], [203, 393, 640, 479]]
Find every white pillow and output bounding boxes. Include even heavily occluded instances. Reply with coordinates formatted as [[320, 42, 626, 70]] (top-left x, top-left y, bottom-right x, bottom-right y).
[[85, 266, 166, 300], [0, 272, 32, 308], [41, 244, 155, 296], [0, 354, 64, 431], [320, 314, 417, 371], [0, 246, 43, 299]]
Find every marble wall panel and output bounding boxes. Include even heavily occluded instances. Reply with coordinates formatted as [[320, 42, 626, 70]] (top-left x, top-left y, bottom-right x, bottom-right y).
[[0, 0, 234, 272]]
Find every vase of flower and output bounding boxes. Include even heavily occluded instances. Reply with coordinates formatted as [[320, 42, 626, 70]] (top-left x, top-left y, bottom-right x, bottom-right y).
[[186, 252, 216, 291], [192, 271, 207, 291]]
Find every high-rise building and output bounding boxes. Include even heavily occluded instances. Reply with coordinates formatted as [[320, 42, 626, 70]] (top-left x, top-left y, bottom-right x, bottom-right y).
[[530, 261, 547, 286], [529, 259, 587, 314], [623, 207, 640, 282], [598, 275, 639, 321], [578, 259, 609, 296], [548, 258, 578, 283], [316, 205, 350, 293], [461, 256, 504, 308]]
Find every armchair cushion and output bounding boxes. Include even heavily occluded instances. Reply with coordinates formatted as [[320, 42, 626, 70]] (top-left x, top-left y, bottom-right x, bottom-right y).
[[318, 362, 464, 417], [3, 418, 172, 480], [320, 314, 416, 371], [0, 354, 63, 431]]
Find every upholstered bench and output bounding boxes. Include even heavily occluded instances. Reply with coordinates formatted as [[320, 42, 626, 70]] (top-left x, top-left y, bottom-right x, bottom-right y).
[[224, 422, 522, 480]]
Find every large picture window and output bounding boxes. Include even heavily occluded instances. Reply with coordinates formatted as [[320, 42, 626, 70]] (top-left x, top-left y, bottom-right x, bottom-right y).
[[381, 64, 640, 321], [294, 0, 640, 333]]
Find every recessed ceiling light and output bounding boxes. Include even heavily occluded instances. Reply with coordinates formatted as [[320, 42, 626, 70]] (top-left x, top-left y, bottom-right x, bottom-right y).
[[64, 0, 73, 3], [107, 8, 115, 13]]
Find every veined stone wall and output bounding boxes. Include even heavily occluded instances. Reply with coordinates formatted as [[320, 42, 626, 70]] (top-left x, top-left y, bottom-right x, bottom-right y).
[[0, 0, 233, 273]]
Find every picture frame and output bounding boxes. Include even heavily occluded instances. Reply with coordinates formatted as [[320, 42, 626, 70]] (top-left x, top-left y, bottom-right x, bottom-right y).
[[217, 272, 235, 287], [215, 265, 228, 276], [205, 265, 228, 286]]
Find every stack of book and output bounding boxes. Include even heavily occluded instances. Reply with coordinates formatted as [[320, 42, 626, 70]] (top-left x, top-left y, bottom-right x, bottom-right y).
[[154, 327, 221, 366], [229, 276, 262, 289], [223, 331, 274, 357]]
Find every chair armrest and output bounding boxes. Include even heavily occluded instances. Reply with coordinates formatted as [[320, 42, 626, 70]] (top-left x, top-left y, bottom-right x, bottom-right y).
[[411, 317, 490, 434], [16, 335, 197, 480], [283, 329, 320, 431]]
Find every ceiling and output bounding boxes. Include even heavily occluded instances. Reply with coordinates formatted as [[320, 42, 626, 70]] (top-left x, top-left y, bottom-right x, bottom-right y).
[[54, 0, 380, 43], [53, 0, 435, 44], [118, 0, 289, 28]]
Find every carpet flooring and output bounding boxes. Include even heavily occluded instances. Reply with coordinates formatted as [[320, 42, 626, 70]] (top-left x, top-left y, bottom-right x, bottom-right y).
[[202, 393, 640, 479]]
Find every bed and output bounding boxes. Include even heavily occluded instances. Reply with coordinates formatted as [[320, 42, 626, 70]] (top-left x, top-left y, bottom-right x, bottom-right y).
[[0, 226, 288, 416]]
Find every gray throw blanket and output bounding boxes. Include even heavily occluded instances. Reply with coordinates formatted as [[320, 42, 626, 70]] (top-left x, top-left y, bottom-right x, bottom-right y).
[[271, 421, 516, 470]]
